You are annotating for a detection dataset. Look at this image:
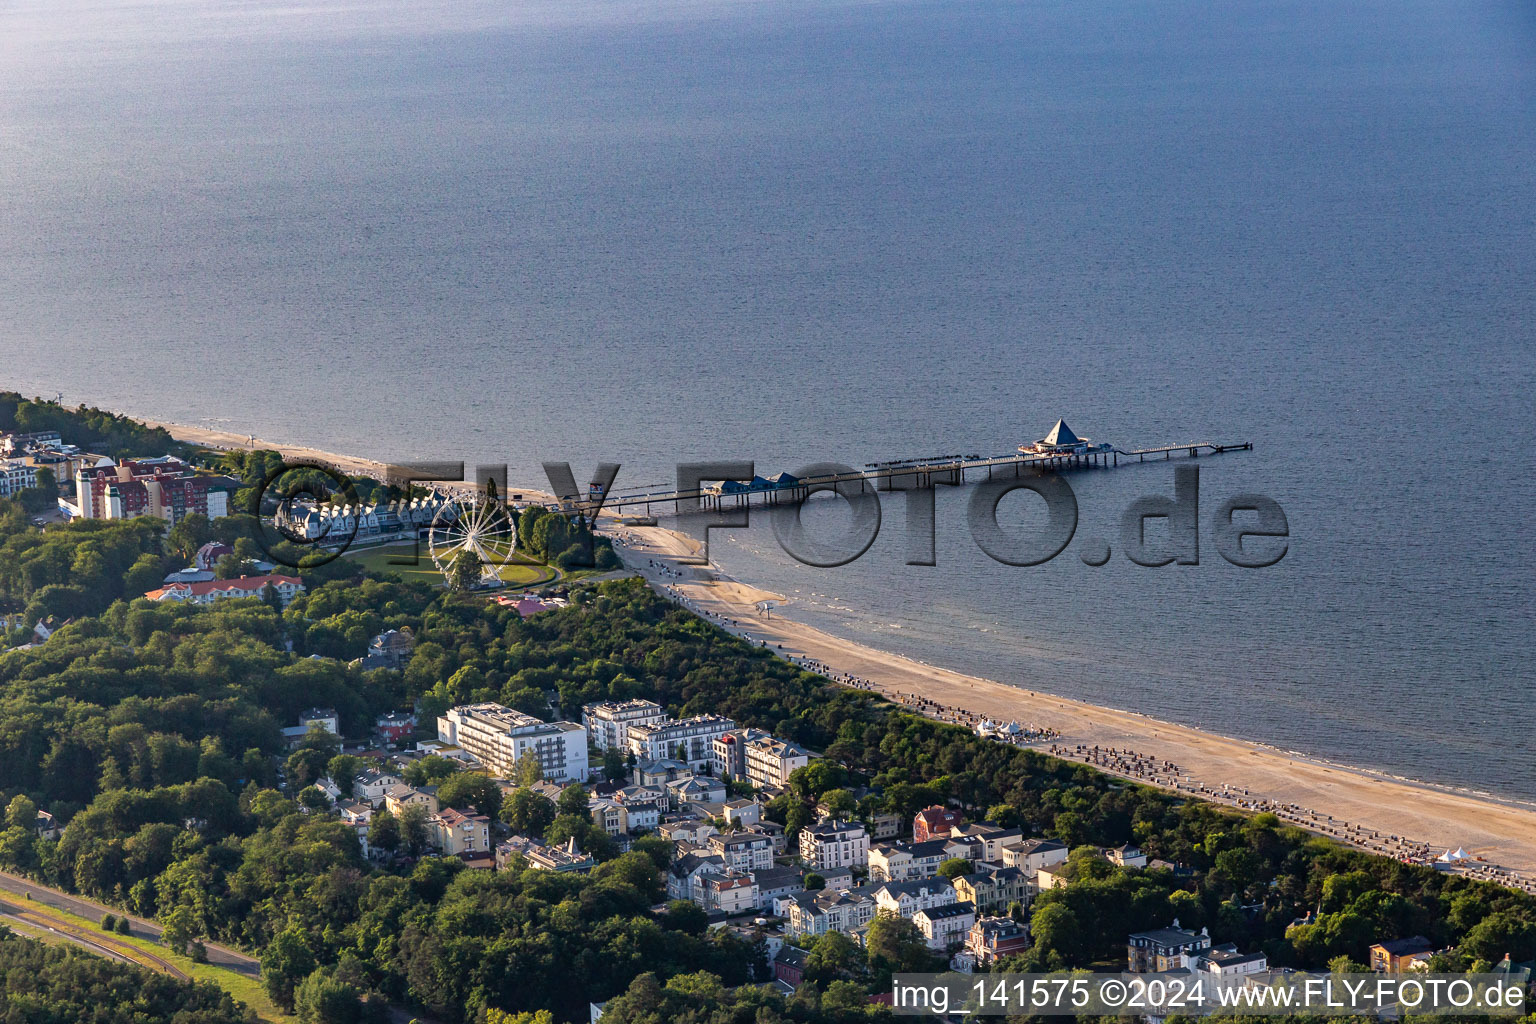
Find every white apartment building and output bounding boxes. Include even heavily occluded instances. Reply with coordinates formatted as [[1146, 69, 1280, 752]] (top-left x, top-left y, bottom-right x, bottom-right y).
[[707, 831, 775, 872], [0, 460, 38, 497], [798, 820, 870, 871], [701, 871, 759, 915], [582, 699, 668, 751], [626, 714, 736, 769], [744, 735, 811, 788], [438, 702, 589, 783]]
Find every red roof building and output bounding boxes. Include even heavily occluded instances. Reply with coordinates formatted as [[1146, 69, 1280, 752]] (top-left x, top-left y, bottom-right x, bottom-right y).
[[143, 574, 305, 608], [913, 805, 963, 841]]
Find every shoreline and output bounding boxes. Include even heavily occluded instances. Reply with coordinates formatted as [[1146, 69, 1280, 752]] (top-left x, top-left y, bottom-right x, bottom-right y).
[[149, 417, 1536, 884], [147, 417, 399, 482], [605, 518, 1536, 887]]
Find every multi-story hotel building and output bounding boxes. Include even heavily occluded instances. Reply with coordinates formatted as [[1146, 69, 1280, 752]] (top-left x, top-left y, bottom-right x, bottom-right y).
[[74, 457, 235, 524], [582, 699, 668, 752], [625, 714, 736, 769], [437, 702, 589, 783]]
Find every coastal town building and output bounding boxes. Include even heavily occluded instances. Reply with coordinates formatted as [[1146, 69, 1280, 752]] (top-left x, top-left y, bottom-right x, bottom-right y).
[[871, 878, 959, 919], [742, 735, 811, 788], [913, 902, 977, 951], [1369, 936, 1435, 973], [707, 832, 775, 873], [869, 839, 954, 883], [1002, 838, 1070, 877], [74, 457, 235, 524], [753, 865, 805, 907], [143, 574, 305, 608], [626, 714, 736, 769], [361, 628, 415, 671], [583, 699, 668, 752], [913, 805, 964, 841], [967, 916, 1032, 964], [276, 494, 449, 544], [949, 823, 1027, 862], [633, 759, 690, 788], [952, 865, 1032, 914], [799, 820, 870, 871], [590, 798, 628, 836], [700, 870, 759, 915], [0, 460, 38, 497], [384, 784, 439, 817], [657, 819, 718, 845], [784, 887, 878, 939], [430, 807, 491, 856], [1127, 921, 1212, 973], [437, 702, 589, 783], [497, 835, 594, 872], [1197, 946, 1269, 976], [1107, 843, 1149, 869], [712, 728, 769, 780], [374, 712, 416, 745], [667, 774, 727, 807], [667, 853, 730, 904], [353, 769, 402, 806]]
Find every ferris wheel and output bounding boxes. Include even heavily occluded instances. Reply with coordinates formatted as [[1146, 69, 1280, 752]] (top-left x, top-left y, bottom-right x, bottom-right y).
[[428, 491, 516, 587]]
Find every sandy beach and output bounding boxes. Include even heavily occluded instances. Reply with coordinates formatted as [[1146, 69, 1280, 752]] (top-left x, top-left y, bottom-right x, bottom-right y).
[[148, 418, 401, 482], [608, 519, 1536, 885]]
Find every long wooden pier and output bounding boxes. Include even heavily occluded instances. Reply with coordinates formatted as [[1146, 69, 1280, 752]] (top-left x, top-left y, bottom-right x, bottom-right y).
[[592, 439, 1252, 516]]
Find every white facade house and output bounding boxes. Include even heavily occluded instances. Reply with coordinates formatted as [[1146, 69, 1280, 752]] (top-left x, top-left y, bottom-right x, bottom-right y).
[[914, 902, 977, 951], [1002, 838, 1070, 878], [0, 460, 38, 497], [708, 831, 775, 873], [582, 699, 668, 751], [744, 735, 811, 788], [143, 574, 305, 608], [799, 820, 870, 870], [438, 702, 590, 783], [626, 714, 736, 769]]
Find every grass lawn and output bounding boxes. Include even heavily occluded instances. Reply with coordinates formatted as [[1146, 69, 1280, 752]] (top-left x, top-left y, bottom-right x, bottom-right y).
[[345, 541, 556, 588], [10, 898, 294, 1023]]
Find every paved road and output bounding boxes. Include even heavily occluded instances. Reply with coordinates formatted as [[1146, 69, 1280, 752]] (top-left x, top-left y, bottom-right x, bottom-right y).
[[0, 898, 145, 970], [0, 869, 437, 1024], [0, 869, 259, 977]]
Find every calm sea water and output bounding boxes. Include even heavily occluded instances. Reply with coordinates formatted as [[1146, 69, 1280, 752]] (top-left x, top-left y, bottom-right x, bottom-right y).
[[3, 0, 1533, 796]]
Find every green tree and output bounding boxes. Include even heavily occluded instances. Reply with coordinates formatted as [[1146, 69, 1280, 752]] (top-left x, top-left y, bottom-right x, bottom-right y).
[[435, 772, 502, 820], [294, 967, 362, 1024], [448, 549, 483, 592], [937, 857, 971, 880], [502, 789, 557, 838], [514, 753, 544, 787], [262, 925, 318, 1011], [397, 803, 431, 855], [402, 755, 461, 786], [3, 794, 36, 830], [866, 913, 935, 973], [556, 783, 589, 817], [369, 808, 400, 854]]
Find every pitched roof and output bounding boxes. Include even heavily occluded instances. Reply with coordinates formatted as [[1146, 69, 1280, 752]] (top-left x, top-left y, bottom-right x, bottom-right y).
[[144, 574, 303, 600], [1041, 419, 1081, 446], [1374, 936, 1433, 956]]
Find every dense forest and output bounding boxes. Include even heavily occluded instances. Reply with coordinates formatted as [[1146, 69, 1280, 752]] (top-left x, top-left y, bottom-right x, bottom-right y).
[[0, 393, 185, 460], [1, 494, 1534, 1023], [0, 926, 254, 1024]]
